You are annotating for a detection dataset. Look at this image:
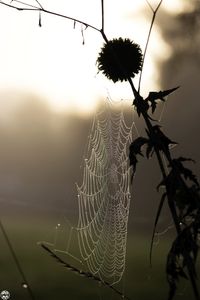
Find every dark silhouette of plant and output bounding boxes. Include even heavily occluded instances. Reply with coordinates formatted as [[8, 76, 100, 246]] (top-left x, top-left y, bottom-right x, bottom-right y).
[[95, 3, 200, 299], [1, 1, 199, 300], [96, 19, 200, 299], [128, 89, 200, 300]]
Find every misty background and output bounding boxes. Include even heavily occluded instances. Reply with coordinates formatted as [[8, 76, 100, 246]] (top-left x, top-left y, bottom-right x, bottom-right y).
[[0, 1, 200, 299]]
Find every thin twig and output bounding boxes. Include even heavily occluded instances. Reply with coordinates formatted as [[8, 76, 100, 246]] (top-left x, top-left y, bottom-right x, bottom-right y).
[[138, 0, 163, 93], [11, 0, 38, 9], [0, 1, 101, 32], [0, 220, 35, 300], [1, 0, 110, 45], [39, 242, 132, 300], [145, 0, 154, 12], [101, 0, 104, 31], [34, 0, 43, 9]]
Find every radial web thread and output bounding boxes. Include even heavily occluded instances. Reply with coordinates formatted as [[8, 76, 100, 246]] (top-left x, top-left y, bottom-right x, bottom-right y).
[[76, 100, 135, 285]]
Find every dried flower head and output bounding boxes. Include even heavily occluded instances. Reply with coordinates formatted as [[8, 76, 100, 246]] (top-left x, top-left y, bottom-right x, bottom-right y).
[[97, 38, 143, 83]]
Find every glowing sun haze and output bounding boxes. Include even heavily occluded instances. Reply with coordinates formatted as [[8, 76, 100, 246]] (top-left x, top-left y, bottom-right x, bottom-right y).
[[0, 0, 185, 114]]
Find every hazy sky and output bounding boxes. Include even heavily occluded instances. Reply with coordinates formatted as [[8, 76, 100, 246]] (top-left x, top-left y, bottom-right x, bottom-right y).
[[0, 0, 190, 114], [0, 0, 199, 217]]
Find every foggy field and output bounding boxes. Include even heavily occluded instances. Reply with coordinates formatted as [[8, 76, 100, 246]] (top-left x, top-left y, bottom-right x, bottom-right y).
[[0, 212, 198, 300]]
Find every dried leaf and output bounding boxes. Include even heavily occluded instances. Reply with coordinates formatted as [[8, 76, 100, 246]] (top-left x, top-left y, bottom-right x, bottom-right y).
[[147, 86, 179, 102], [146, 87, 179, 113], [153, 125, 177, 152], [130, 137, 149, 156], [81, 27, 85, 45], [172, 157, 199, 187], [129, 137, 149, 181], [38, 12, 42, 27]]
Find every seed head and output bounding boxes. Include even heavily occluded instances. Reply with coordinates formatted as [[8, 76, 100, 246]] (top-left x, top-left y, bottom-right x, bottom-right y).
[[97, 38, 143, 83]]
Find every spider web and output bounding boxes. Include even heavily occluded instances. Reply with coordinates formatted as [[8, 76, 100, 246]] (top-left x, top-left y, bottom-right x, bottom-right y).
[[76, 99, 135, 284], [37, 0, 170, 290]]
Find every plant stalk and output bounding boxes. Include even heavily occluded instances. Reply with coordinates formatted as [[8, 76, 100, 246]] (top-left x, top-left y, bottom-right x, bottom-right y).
[[128, 78, 199, 300]]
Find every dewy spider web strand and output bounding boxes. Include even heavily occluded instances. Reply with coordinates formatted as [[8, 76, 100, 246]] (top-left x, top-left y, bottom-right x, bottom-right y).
[[39, 242, 132, 300], [76, 100, 133, 284]]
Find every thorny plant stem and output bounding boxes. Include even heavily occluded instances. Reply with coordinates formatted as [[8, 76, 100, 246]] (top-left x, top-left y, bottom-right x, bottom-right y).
[[144, 110, 199, 300], [128, 77, 200, 300]]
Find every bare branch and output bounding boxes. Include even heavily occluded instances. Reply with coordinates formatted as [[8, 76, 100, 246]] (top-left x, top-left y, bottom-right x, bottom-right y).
[[0, 1, 101, 33]]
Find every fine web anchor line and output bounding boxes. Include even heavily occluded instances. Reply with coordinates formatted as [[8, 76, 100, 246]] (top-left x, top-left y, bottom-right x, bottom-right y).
[[39, 242, 132, 300]]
